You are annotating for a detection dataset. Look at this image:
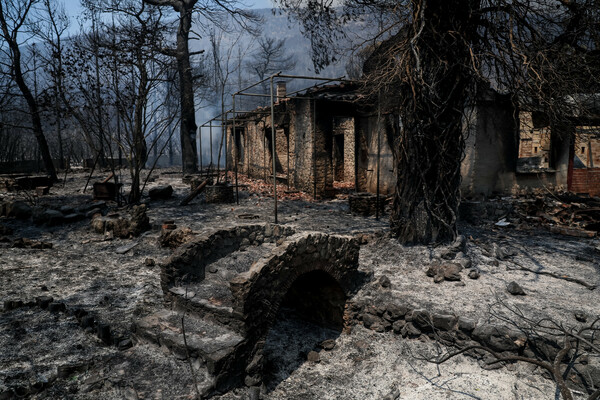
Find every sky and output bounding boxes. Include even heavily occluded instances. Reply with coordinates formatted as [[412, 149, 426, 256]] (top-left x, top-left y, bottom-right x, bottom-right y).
[[61, 0, 274, 26]]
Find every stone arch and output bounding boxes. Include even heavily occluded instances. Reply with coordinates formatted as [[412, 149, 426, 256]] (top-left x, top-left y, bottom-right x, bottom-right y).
[[229, 233, 361, 386], [231, 233, 360, 340]]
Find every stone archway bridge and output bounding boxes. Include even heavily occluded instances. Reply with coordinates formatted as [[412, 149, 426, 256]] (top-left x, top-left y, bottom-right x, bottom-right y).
[[134, 223, 362, 396]]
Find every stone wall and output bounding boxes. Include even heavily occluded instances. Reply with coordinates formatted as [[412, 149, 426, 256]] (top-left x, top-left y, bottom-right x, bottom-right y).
[[160, 224, 295, 294]]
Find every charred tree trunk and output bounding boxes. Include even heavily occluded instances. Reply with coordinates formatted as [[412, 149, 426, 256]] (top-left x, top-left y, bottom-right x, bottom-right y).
[[176, 3, 198, 175], [129, 50, 150, 204], [0, 5, 58, 181], [390, 0, 479, 244], [143, 0, 198, 175]]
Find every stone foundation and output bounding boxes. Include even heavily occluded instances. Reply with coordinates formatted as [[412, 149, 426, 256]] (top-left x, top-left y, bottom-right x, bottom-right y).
[[349, 192, 385, 216], [205, 184, 234, 203]]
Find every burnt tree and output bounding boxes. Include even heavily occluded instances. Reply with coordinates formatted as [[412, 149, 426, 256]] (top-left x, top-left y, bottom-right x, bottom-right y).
[[0, 0, 58, 181], [142, 0, 199, 175]]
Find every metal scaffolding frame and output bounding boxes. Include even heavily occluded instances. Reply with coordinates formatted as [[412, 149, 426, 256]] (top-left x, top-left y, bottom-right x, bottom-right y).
[[200, 72, 383, 224]]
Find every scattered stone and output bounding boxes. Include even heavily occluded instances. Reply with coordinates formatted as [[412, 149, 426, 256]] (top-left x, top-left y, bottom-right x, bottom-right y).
[[11, 238, 53, 249], [400, 322, 421, 338], [379, 275, 391, 288], [48, 302, 66, 313], [507, 281, 526, 296], [427, 262, 463, 282], [307, 350, 320, 362], [3, 300, 24, 311], [458, 317, 476, 333], [468, 268, 480, 279], [432, 313, 457, 331], [35, 296, 54, 309], [159, 227, 194, 249], [392, 320, 406, 334], [574, 312, 587, 323], [148, 185, 173, 200], [208, 266, 218, 274], [118, 338, 133, 350], [320, 339, 336, 350], [144, 258, 155, 267]]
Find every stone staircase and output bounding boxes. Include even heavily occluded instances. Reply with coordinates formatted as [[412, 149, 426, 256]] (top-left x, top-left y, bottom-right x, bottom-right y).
[[133, 224, 361, 398]]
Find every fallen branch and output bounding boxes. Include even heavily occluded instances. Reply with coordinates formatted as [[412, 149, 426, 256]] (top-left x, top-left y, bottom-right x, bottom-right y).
[[179, 179, 209, 206], [508, 260, 596, 290]]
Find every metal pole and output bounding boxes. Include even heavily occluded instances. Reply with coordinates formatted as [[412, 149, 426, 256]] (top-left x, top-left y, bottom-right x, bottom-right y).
[[209, 121, 213, 170], [313, 99, 317, 200], [376, 90, 381, 220], [270, 77, 278, 223], [233, 95, 239, 204], [199, 127, 203, 171], [287, 129, 290, 190], [223, 107, 227, 183]]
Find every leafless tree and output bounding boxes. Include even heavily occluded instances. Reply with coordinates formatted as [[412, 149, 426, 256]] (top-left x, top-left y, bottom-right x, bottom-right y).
[[142, 0, 259, 176], [0, 0, 58, 180], [246, 36, 296, 104]]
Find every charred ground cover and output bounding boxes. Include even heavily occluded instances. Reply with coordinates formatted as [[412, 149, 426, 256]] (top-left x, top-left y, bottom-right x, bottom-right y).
[[0, 169, 599, 399]]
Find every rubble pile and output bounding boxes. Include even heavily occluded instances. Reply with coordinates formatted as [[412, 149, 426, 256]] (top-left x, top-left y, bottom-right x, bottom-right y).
[[512, 194, 600, 237]]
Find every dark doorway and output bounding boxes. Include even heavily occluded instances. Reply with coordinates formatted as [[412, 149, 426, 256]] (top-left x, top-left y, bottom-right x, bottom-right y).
[[262, 270, 346, 391], [333, 134, 345, 182]]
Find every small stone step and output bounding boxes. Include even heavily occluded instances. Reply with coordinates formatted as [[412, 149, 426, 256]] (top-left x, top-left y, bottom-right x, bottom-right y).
[[134, 310, 244, 375], [167, 279, 244, 331]]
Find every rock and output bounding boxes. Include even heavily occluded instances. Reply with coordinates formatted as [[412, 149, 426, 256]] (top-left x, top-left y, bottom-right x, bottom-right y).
[[384, 304, 409, 321], [574, 312, 587, 323], [400, 322, 421, 338], [507, 281, 526, 295], [362, 313, 383, 329], [91, 217, 106, 233], [144, 258, 155, 267], [432, 313, 457, 331], [407, 310, 432, 330], [458, 317, 476, 333], [442, 263, 462, 281], [379, 275, 391, 288], [148, 185, 173, 200], [428, 262, 462, 282], [35, 296, 54, 309], [320, 339, 336, 350], [307, 350, 320, 362], [118, 339, 133, 350], [392, 320, 406, 334], [33, 210, 64, 226], [6, 201, 32, 219], [472, 324, 527, 352], [159, 227, 194, 249], [468, 268, 480, 279], [48, 302, 66, 312]]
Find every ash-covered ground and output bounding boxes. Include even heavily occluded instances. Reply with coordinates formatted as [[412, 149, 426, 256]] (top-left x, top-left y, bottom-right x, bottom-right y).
[[1, 169, 598, 399]]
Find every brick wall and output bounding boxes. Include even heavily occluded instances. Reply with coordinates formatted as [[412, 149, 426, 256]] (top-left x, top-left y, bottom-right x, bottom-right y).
[[570, 168, 600, 196]]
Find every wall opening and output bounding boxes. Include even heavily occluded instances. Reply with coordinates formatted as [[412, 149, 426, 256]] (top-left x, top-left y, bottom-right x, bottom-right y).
[[262, 270, 346, 391], [333, 133, 345, 182]]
